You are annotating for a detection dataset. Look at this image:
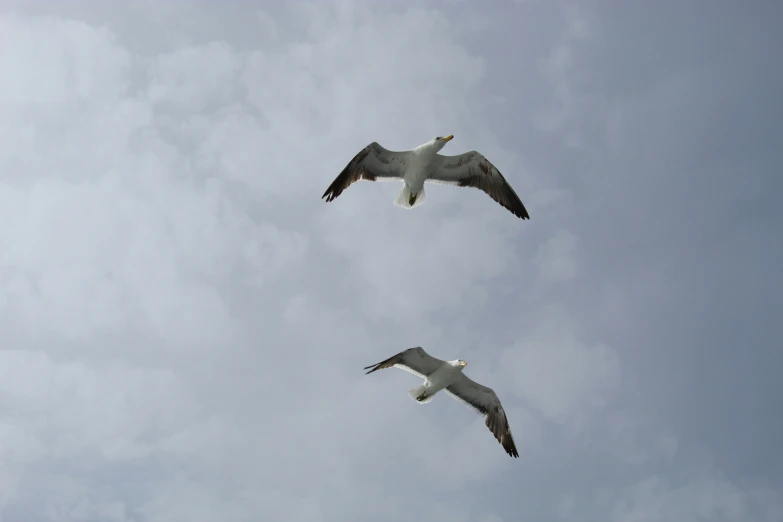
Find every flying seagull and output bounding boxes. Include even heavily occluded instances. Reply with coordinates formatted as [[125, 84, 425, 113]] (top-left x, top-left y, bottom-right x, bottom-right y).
[[364, 346, 519, 458], [322, 136, 530, 219]]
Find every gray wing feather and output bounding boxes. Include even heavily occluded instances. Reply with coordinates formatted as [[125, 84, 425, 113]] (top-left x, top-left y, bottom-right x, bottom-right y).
[[322, 142, 408, 202], [363, 347, 445, 379], [427, 151, 530, 219], [446, 374, 519, 458]]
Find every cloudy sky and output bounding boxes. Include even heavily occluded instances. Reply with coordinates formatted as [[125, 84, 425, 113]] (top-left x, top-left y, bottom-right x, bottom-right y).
[[1, 1, 781, 521]]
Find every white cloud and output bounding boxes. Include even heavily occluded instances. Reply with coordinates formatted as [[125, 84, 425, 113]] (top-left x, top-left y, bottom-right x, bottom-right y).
[[0, 14, 131, 105], [147, 41, 243, 112], [0, 4, 533, 520], [534, 228, 578, 283], [500, 304, 621, 431], [612, 475, 783, 522], [535, 5, 591, 134]]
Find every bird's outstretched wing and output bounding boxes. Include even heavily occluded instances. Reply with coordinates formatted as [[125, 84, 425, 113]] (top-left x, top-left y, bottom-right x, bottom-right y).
[[446, 374, 519, 457], [364, 347, 446, 379], [322, 142, 409, 202], [427, 151, 530, 219]]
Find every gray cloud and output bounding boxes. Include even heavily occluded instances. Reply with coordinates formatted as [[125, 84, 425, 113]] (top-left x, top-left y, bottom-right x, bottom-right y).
[[0, 1, 780, 521]]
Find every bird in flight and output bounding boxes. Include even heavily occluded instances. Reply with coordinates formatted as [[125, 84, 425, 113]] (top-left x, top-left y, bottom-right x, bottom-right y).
[[364, 346, 519, 458], [322, 136, 530, 219]]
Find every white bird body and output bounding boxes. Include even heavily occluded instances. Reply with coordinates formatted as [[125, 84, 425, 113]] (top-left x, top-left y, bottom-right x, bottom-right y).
[[390, 141, 440, 209], [404, 141, 441, 192], [408, 359, 466, 403], [322, 136, 530, 219], [364, 346, 519, 457]]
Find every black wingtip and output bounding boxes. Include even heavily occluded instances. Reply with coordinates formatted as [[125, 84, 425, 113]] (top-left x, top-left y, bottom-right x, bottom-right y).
[[504, 436, 520, 458]]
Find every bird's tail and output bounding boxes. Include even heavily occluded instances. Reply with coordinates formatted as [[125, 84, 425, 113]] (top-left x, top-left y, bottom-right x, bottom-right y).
[[408, 384, 435, 404], [394, 184, 426, 209]]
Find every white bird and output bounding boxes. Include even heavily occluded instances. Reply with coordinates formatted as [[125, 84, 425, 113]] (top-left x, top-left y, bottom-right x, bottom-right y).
[[364, 346, 519, 458], [322, 136, 530, 219]]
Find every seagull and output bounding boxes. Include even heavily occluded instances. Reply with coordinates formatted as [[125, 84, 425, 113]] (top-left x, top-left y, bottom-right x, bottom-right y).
[[364, 346, 519, 458], [322, 136, 530, 219]]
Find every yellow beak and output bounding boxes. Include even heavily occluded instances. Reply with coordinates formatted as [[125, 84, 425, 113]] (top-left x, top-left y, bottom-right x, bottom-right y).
[[443, 135, 454, 142]]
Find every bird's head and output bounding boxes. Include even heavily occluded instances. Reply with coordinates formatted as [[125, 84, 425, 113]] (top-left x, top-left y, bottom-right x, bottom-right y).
[[432, 134, 454, 152], [455, 359, 468, 369]]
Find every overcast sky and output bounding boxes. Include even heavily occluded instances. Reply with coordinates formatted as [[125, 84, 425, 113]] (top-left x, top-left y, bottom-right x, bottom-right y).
[[1, 1, 781, 521]]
